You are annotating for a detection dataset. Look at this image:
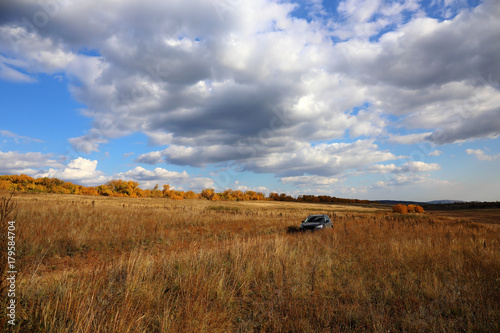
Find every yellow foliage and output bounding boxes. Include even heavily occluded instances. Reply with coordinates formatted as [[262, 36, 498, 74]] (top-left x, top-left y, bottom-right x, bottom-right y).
[[393, 204, 408, 214]]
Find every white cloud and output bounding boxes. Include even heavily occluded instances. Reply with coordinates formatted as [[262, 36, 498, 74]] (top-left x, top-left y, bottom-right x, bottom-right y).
[[428, 150, 442, 156], [230, 183, 270, 194], [280, 175, 340, 187], [466, 149, 500, 161], [36, 157, 109, 185], [122, 152, 135, 159], [115, 166, 214, 191], [0, 61, 35, 82], [244, 140, 397, 177], [0, 150, 63, 176], [372, 173, 450, 189], [388, 133, 432, 145], [135, 151, 164, 165], [0, 130, 43, 143], [68, 130, 108, 154], [366, 161, 440, 174]]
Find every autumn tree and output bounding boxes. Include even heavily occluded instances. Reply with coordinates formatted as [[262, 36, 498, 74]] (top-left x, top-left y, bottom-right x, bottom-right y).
[[269, 192, 279, 201], [184, 191, 198, 199]]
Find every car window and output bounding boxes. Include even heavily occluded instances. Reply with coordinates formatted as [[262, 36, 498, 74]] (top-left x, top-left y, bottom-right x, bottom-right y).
[[305, 216, 324, 222]]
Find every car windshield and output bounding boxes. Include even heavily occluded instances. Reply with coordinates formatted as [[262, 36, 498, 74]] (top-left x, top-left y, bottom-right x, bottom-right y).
[[304, 216, 324, 223]]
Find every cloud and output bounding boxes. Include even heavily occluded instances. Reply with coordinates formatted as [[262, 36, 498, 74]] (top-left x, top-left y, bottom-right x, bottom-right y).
[[466, 149, 500, 161], [388, 133, 432, 145], [0, 150, 215, 190], [135, 151, 164, 165], [332, 0, 420, 40], [115, 166, 214, 190], [343, 1, 500, 145], [37, 157, 109, 185], [122, 152, 135, 159], [244, 140, 397, 177], [0, 0, 402, 173], [68, 130, 108, 154], [280, 175, 340, 187], [344, 3, 500, 90], [425, 107, 500, 144], [366, 161, 441, 174], [0, 150, 63, 175], [139, 140, 397, 177], [371, 174, 450, 190], [0, 61, 35, 82], [229, 182, 270, 194], [1, 129, 43, 143], [428, 150, 442, 156], [0, 0, 499, 184]]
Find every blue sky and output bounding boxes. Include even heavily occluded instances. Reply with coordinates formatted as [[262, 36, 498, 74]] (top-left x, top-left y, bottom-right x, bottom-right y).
[[0, 0, 499, 201]]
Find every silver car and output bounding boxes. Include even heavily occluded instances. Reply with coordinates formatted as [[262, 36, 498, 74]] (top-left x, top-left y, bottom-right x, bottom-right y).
[[299, 214, 333, 231]]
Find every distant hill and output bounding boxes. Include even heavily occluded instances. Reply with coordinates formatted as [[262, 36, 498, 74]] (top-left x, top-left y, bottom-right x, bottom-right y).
[[426, 200, 464, 204], [377, 200, 426, 205], [376, 199, 500, 211], [376, 200, 463, 205]]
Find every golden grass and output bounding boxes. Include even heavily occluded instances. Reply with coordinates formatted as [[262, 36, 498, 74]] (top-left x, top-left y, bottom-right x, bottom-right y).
[[1, 192, 499, 332]]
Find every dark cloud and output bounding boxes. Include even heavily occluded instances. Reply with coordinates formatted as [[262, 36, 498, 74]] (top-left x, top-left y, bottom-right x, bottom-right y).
[[426, 107, 500, 144]]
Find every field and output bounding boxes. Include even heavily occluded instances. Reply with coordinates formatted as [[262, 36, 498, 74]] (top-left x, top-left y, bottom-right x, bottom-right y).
[[1, 192, 499, 332]]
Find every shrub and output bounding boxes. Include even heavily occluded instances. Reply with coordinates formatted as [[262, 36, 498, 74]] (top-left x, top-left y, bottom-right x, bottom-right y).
[[393, 204, 408, 214], [415, 205, 425, 213]]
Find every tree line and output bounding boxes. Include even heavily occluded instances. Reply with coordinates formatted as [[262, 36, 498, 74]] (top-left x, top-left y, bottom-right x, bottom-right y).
[[0, 174, 370, 204]]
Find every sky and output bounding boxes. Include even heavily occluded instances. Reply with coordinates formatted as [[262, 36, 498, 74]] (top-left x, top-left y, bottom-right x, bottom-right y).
[[0, 0, 499, 202]]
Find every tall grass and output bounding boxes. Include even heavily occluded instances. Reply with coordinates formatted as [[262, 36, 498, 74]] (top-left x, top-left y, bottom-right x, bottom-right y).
[[2, 193, 499, 332]]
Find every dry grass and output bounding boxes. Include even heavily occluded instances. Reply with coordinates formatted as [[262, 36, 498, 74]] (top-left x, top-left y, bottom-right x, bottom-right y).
[[1, 192, 499, 332]]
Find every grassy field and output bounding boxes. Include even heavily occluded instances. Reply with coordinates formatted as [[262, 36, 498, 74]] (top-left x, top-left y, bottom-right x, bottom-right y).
[[1, 192, 499, 332]]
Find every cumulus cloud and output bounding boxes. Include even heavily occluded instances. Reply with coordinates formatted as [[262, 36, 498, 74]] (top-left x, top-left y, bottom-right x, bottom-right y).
[[244, 140, 397, 177], [229, 182, 270, 194], [372, 174, 450, 190], [115, 166, 214, 190], [366, 161, 441, 174], [68, 130, 108, 154], [135, 151, 164, 165], [0, 150, 212, 190], [466, 149, 500, 161], [0, 150, 63, 175], [280, 175, 340, 187], [36, 157, 109, 185], [388, 133, 432, 145], [428, 150, 442, 156]]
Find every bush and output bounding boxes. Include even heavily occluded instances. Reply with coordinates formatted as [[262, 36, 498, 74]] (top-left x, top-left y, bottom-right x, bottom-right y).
[[393, 204, 424, 214], [415, 205, 425, 213], [393, 204, 408, 214]]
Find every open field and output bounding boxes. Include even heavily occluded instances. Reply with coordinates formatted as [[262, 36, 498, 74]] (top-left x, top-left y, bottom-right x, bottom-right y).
[[427, 209, 500, 226], [1, 192, 499, 332]]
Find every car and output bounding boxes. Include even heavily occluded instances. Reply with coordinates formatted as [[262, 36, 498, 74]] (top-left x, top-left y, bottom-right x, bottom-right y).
[[299, 214, 333, 231]]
